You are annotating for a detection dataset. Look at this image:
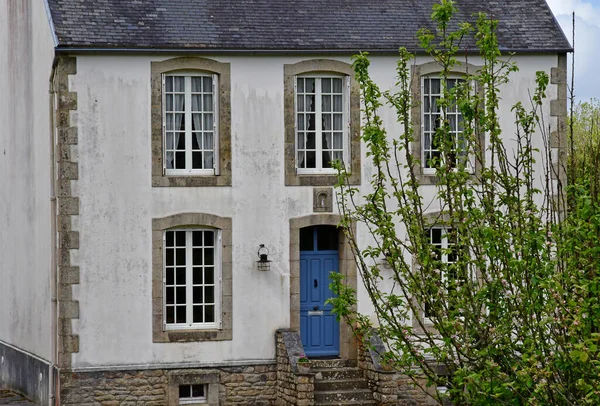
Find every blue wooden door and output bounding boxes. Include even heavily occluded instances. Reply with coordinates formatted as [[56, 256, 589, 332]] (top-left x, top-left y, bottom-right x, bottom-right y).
[[299, 226, 340, 357]]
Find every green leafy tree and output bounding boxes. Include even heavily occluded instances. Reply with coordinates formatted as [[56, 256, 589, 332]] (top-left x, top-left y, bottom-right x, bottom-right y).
[[329, 1, 600, 404]]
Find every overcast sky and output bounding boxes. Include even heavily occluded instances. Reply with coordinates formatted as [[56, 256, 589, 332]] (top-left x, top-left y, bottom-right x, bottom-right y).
[[546, 0, 600, 101]]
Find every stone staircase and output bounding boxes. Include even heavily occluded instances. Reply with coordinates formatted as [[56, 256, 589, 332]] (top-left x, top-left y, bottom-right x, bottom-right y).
[[311, 359, 377, 406]]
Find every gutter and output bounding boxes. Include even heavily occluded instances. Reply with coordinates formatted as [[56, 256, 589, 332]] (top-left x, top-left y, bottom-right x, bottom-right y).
[[53, 46, 574, 56], [48, 56, 59, 406]]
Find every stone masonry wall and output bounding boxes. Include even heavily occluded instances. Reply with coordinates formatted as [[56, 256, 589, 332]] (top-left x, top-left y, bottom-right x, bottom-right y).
[[356, 332, 398, 405], [60, 363, 277, 405], [275, 329, 314, 406]]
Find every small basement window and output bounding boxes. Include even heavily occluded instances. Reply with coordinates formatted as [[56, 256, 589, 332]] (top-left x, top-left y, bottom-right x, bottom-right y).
[[179, 384, 207, 404]]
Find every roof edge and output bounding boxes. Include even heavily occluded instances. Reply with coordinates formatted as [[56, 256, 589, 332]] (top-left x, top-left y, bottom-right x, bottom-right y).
[[43, 0, 59, 47], [54, 46, 574, 56]]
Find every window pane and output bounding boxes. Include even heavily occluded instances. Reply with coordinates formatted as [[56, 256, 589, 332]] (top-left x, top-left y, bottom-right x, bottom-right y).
[[192, 231, 203, 246], [176, 287, 186, 304], [166, 268, 174, 285], [322, 95, 331, 112], [332, 78, 343, 93], [424, 133, 431, 150], [166, 306, 175, 324], [204, 248, 214, 266], [191, 77, 202, 92], [204, 113, 214, 131], [322, 78, 331, 93], [174, 94, 185, 111], [333, 151, 343, 162], [204, 133, 213, 151], [205, 268, 214, 284], [322, 133, 331, 149], [179, 385, 191, 399], [297, 78, 304, 93], [297, 114, 304, 131], [333, 114, 343, 131], [192, 95, 201, 112], [204, 231, 214, 246], [298, 133, 305, 149], [193, 248, 203, 265], [305, 151, 316, 168], [322, 152, 332, 168], [333, 95, 342, 112], [203, 94, 213, 111], [205, 286, 215, 304], [203, 152, 214, 169], [165, 76, 173, 92], [305, 78, 315, 93], [297, 95, 304, 111], [166, 249, 174, 267], [307, 114, 316, 131], [193, 306, 203, 323], [205, 305, 215, 323], [175, 113, 185, 131], [297, 151, 305, 168], [191, 132, 201, 149], [175, 151, 185, 169], [166, 287, 174, 304], [176, 249, 186, 266], [193, 286, 203, 304], [176, 307, 186, 323], [306, 132, 315, 149], [317, 226, 338, 250], [431, 228, 442, 244], [166, 94, 173, 112], [176, 268, 186, 284], [431, 79, 441, 94], [333, 133, 343, 149], [203, 77, 212, 92], [175, 231, 186, 246], [300, 227, 314, 251], [174, 76, 185, 92], [192, 152, 202, 169], [306, 94, 315, 112], [193, 268, 203, 284], [192, 385, 205, 398], [323, 114, 332, 133]]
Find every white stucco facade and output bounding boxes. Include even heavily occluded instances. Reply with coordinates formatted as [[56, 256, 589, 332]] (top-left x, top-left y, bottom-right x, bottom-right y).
[[67, 53, 560, 369], [0, 0, 56, 361]]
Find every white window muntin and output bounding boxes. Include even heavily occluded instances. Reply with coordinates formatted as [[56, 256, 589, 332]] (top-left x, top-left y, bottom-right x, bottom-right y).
[[421, 76, 469, 175], [163, 228, 222, 330], [179, 384, 207, 404], [294, 74, 349, 174], [163, 71, 219, 176]]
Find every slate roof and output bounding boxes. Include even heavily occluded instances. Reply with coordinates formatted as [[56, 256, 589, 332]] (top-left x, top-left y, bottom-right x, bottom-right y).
[[46, 0, 572, 53]]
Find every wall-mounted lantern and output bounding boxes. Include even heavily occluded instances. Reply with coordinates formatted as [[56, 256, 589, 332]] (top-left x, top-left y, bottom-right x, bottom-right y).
[[257, 244, 272, 272]]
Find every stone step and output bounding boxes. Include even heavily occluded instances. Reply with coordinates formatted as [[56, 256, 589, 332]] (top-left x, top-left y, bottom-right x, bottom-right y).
[[314, 388, 374, 403], [316, 401, 378, 406], [314, 378, 369, 391], [310, 358, 357, 369], [313, 367, 363, 380]]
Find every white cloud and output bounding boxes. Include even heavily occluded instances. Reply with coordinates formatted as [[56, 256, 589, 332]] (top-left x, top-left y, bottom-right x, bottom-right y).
[[546, 0, 600, 101], [546, 0, 600, 28]]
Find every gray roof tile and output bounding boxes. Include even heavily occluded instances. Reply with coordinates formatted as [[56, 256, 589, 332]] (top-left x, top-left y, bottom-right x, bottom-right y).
[[46, 0, 572, 52]]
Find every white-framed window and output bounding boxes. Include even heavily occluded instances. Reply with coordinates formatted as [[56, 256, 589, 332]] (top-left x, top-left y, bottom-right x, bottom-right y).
[[163, 229, 221, 330], [421, 77, 466, 174], [179, 384, 207, 404], [424, 227, 462, 319], [163, 72, 219, 175], [295, 75, 350, 174]]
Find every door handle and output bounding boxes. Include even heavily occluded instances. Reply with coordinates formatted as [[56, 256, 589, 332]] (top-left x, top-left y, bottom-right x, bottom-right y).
[[313, 306, 319, 311], [314, 279, 318, 288]]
